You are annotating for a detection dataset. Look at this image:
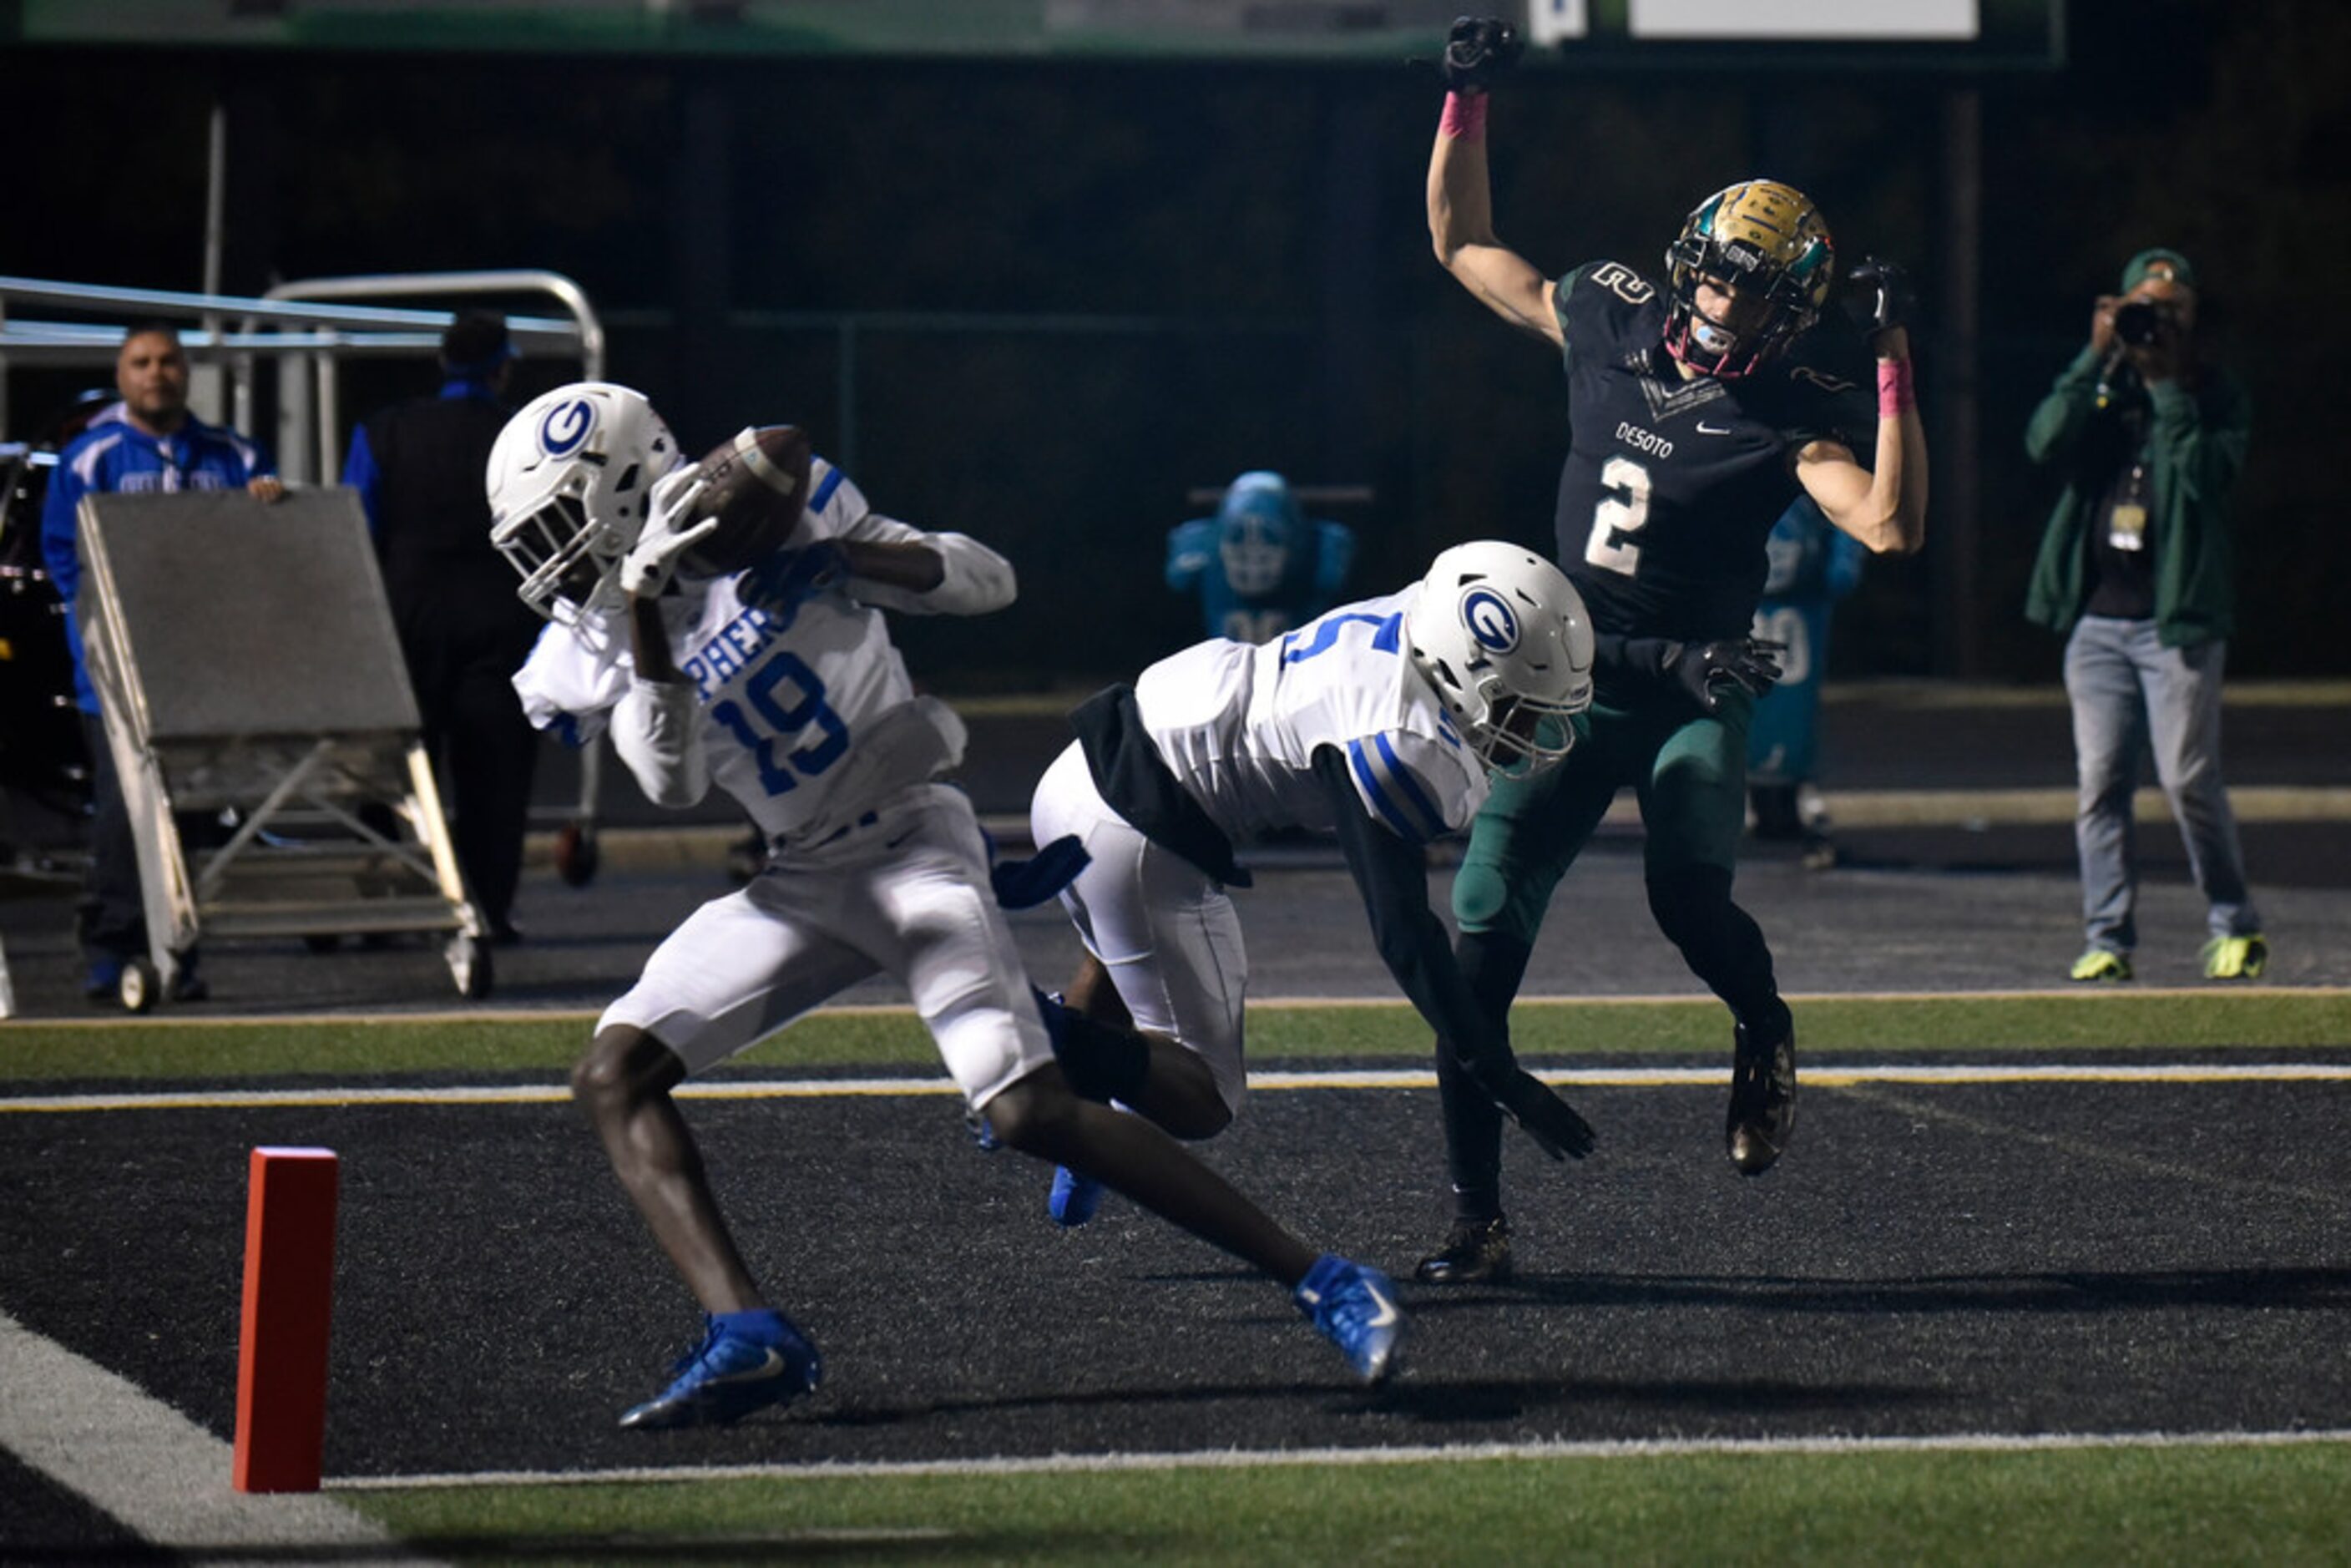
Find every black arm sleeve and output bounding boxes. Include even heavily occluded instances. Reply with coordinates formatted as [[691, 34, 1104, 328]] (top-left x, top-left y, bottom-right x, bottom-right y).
[[1310, 746, 1519, 1085]]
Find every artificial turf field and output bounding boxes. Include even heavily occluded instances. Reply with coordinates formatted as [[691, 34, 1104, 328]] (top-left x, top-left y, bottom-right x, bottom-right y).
[[5, 992, 2350, 1565]]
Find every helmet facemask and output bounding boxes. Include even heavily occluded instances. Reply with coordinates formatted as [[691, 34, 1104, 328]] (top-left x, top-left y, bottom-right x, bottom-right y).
[[1216, 472, 1303, 597], [1404, 541, 1596, 781], [485, 382, 679, 625], [493, 473, 629, 627], [1663, 180, 1835, 380]]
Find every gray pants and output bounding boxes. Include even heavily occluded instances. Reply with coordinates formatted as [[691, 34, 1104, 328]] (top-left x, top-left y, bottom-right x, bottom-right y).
[[2063, 615, 2261, 953]]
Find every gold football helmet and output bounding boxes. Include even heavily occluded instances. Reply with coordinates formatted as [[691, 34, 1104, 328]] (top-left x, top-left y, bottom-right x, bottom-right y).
[[1663, 180, 1836, 378]]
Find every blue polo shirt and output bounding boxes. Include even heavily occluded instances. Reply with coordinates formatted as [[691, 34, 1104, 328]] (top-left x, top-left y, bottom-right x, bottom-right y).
[[39, 404, 277, 712]]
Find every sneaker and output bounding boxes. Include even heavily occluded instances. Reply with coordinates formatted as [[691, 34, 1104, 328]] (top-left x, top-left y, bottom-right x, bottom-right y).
[[964, 1105, 1001, 1153], [2202, 934, 2268, 981], [1293, 1254, 1403, 1385], [618, 1313, 822, 1430], [1727, 1018, 1797, 1176], [1049, 1164, 1105, 1227], [2069, 948, 2133, 984], [1413, 1216, 1513, 1285]]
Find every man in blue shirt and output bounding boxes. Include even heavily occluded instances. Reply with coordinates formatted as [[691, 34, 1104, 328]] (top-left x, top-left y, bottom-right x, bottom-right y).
[[40, 322, 284, 1002], [341, 311, 533, 943]]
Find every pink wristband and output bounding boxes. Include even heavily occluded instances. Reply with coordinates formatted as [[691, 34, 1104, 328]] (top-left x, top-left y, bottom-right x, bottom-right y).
[[1440, 91, 1488, 140], [1877, 357, 1914, 419]]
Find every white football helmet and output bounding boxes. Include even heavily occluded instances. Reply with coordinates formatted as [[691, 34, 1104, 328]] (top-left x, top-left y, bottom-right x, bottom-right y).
[[485, 382, 684, 623], [1404, 540, 1595, 777]]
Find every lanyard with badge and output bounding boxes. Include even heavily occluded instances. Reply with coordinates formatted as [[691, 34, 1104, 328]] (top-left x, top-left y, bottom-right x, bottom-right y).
[[2107, 458, 2150, 553], [2104, 401, 2151, 553]]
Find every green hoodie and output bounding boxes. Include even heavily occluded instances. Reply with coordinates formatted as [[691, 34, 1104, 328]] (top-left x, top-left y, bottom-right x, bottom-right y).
[[2023, 344, 2251, 648]]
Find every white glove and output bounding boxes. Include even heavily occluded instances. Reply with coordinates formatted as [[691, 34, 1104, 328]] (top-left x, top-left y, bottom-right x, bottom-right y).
[[620, 468, 721, 599]]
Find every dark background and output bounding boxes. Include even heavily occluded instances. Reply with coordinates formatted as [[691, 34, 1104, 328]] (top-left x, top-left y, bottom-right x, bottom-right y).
[[7, 0, 2346, 688]]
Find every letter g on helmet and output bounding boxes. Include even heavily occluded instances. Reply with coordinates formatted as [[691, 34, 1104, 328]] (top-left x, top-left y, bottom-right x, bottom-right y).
[[1405, 541, 1595, 777]]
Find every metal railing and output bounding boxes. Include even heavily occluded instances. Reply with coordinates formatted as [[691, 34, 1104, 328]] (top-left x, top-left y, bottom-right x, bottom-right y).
[[0, 271, 604, 482]]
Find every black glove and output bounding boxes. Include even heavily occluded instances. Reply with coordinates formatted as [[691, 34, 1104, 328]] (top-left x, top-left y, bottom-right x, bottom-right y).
[[1842, 255, 1916, 339], [1487, 1066, 1596, 1161], [1439, 15, 1524, 94], [1660, 638, 1785, 714]]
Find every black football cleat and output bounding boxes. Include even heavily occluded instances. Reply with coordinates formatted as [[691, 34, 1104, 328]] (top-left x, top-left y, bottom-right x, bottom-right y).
[[1413, 1215, 1513, 1285], [1726, 1019, 1797, 1176]]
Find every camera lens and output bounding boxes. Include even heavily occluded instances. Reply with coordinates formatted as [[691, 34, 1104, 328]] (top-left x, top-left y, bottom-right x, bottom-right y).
[[2114, 301, 2161, 346]]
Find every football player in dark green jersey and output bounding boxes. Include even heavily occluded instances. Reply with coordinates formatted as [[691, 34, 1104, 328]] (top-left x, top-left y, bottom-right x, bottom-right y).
[[1413, 17, 1928, 1284]]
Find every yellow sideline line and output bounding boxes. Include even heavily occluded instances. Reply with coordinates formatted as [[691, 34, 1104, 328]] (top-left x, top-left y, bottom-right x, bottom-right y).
[[5, 1061, 2348, 1114]]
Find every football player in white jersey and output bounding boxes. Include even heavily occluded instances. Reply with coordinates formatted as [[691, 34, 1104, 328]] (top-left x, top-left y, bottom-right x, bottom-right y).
[[489, 382, 1408, 1426], [1025, 539, 1602, 1224]]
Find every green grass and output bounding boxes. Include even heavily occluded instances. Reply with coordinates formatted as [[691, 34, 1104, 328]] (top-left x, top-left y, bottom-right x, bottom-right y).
[[347, 1440, 2351, 1565], [2, 992, 2347, 1081]]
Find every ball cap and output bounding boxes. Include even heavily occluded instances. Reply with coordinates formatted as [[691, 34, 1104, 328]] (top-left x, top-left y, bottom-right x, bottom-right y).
[[2121, 247, 2197, 294]]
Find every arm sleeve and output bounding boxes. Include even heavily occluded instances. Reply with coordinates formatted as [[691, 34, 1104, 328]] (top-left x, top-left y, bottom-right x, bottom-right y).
[[1826, 524, 1868, 599], [1165, 518, 1213, 591], [816, 466, 1017, 617], [340, 422, 382, 535], [1312, 521, 1357, 601], [1311, 746, 1518, 1082], [2146, 373, 2249, 513], [609, 675, 710, 809], [39, 453, 88, 605], [2024, 345, 2110, 467]]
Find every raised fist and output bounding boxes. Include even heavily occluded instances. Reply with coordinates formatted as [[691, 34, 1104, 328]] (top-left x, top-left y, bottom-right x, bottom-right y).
[[1440, 15, 1524, 94], [1843, 255, 1917, 341]]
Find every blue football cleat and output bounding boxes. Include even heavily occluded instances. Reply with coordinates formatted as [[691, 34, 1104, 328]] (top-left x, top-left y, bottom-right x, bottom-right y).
[[1293, 1253, 1404, 1384], [1049, 1164, 1105, 1227], [618, 1313, 822, 1429]]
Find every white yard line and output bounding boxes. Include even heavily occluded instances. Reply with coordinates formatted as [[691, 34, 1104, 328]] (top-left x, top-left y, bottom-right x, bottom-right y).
[[7, 984, 2343, 1029], [0, 1307, 438, 1564], [3, 1060, 2349, 1114], [334, 1425, 2351, 1491]]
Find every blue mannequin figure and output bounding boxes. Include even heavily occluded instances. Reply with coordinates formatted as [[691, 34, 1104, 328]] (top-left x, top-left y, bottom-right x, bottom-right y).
[[1165, 471, 1356, 645], [1747, 492, 1864, 867]]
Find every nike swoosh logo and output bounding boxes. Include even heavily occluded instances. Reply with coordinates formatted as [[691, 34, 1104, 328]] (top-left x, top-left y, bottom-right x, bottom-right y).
[[1362, 1281, 1399, 1328], [1696, 422, 1734, 435], [711, 1348, 789, 1384]]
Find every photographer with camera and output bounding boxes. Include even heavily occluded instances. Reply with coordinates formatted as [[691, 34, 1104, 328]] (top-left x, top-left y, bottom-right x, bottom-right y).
[[2025, 248, 2267, 983]]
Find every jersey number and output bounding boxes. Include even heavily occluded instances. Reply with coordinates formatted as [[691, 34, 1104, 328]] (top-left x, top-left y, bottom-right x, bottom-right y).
[[710, 650, 851, 797], [1585, 455, 1650, 576]]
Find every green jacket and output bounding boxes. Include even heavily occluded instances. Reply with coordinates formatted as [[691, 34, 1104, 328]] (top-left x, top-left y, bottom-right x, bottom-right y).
[[2023, 344, 2251, 647]]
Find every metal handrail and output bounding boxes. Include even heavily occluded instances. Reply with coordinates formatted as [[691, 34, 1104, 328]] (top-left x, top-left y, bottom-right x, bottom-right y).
[[254, 270, 604, 483], [0, 270, 602, 483]]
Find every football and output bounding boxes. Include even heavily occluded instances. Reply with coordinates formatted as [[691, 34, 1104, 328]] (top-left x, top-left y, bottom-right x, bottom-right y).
[[681, 424, 813, 577]]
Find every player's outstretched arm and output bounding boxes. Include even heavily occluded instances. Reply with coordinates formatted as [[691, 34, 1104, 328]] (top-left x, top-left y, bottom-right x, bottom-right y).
[[1426, 20, 1561, 346], [1311, 746, 1594, 1161]]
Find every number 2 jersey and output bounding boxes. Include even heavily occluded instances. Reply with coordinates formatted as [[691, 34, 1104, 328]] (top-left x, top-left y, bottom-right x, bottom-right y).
[[1132, 588, 1488, 847], [512, 458, 1015, 843], [1550, 260, 1873, 660]]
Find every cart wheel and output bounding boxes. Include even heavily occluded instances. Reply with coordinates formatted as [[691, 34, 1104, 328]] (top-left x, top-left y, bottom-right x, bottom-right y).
[[303, 933, 342, 954], [554, 821, 600, 888], [446, 933, 495, 1000], [119, 958, 160, 1014]]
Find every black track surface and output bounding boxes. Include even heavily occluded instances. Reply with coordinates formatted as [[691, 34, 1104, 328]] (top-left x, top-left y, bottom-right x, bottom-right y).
[[5, 1065, 2350, 1490]]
